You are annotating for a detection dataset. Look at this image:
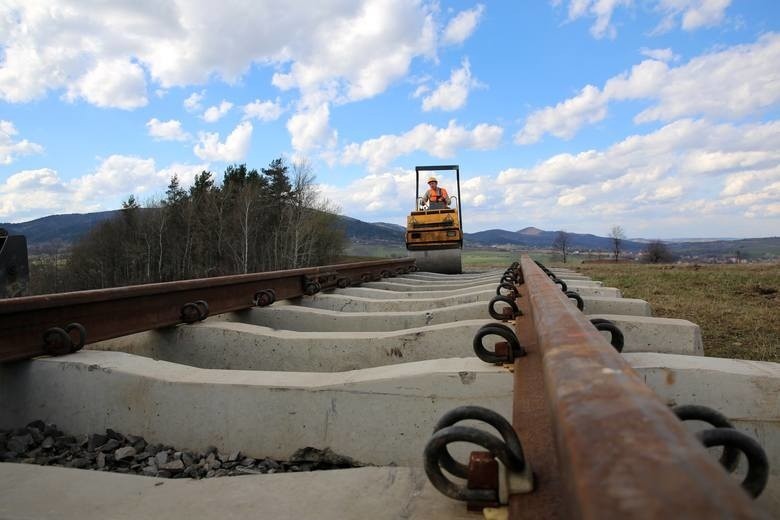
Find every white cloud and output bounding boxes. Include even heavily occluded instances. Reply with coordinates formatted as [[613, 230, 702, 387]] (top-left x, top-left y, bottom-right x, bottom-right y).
[[184, 91, 205, 112], [269, 1, 437, 104], [679, 150, 780, 175], [635, 33, 780, 123], [286, 103, 337, 153], [655, 0, 731, 34], [342, 120, 503, 171], [516, 34, 780, 144], [0, 0, 440, 124], [0, 169, 66, 220], [193, 121, 253, 162], [317, 169, 414, 213], [442, 4, 485, 45], [503, 118, 780, 233], [202, 100, 234, 123], [0, 120, 44, 165], [0, 157, 208, 221], [633, 182, 685, 202], [558, 0, 632, 39], [721, 168, 779, 197], [557, 191, 587, 206], [555, 0, 731, 38], [146, 118, 191, 142], [515, 85, 607, 144], [460, 176, 490, 207], [63, 59, 148, 110], [412, 84, 430, 98], [639, 47, 678, 62], [243, 99, 284, 122], [421, 58, 483, 112], [71, 155, 159, 201]]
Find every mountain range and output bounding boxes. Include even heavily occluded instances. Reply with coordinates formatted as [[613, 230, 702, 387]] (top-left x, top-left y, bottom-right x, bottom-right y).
[[2, 211, 778, 259]]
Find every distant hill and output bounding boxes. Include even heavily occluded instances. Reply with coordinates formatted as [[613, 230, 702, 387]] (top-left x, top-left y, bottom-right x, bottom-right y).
[[517, 226, 545, 235], [670, 237, 780, 260], [335, 215, 404, 243], [371, 222, 407, 234], [3, 210, 778, 260], [1, 211, 121, 251]]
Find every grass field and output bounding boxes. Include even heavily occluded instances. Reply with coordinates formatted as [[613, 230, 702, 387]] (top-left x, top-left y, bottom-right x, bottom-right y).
[[574, 262, 780, 362]]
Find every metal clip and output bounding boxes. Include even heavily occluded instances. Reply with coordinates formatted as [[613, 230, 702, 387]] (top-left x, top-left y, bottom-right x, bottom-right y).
[[423, 406, 534, 511]]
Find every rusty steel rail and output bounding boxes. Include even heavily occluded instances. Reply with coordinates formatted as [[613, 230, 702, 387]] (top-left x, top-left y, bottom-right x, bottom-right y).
[[0, 257, 415, 363], [507, 255, 757, 518]]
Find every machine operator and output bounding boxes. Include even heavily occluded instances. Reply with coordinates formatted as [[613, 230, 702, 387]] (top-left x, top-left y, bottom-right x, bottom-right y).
[[420, 176, 451, 209]]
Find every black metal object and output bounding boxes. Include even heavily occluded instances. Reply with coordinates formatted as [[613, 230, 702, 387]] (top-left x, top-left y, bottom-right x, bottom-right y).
[[672, 404, 769, 498], [565, 290, 584, 311], [673, 405, 740, 471], [501, 266, 521, 284], [696, 428, 769, 498], [303, 278, 321, 295], [488, 295, 520, 321], [424, 406, 531, 504], [42, 322, 86, 355], [0, 232, 29, 298], [505, 263, 523, 284], [589, 318, 624, 353], [253, 289, 276, 306], [181, 300, 209, 323], [473, 322, 525, 363], [496, 282, 517, 297], [551, 277, 567, 292]]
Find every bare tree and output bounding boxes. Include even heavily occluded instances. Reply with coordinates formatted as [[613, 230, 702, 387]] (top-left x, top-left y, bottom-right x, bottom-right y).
[[643, 240, 674, 263], [609, 226, 626, 262], [552, 230, 570, 263]]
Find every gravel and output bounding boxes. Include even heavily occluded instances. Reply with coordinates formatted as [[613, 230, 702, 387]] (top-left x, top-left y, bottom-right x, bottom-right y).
[[0, 421, 362, 479]]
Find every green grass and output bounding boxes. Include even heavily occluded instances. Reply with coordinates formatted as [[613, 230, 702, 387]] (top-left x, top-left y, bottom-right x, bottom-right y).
[[575, 263, 780, 362]]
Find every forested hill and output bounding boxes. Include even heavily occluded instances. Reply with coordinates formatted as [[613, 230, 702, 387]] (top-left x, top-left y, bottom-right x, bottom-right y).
[[1, 211, 120, 250]]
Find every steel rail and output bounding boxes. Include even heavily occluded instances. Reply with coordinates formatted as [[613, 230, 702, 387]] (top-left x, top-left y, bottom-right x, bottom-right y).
[[508, 255, 758, 519], [0, 257, 414, 363]]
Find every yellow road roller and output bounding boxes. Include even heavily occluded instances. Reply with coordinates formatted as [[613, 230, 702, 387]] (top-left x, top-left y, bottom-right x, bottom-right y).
[[405, 165, 463, 274]]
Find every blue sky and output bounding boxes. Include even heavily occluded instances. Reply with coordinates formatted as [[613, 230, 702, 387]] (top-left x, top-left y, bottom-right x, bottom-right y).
[[1, 0, 778, 238]]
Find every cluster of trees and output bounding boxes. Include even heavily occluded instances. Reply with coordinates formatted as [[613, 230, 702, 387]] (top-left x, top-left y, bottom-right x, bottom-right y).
[[32, 159, 345, 292]]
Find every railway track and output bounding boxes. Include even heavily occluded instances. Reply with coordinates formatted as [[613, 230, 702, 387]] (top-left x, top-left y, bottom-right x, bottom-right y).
[[0, 256, 777, 519]]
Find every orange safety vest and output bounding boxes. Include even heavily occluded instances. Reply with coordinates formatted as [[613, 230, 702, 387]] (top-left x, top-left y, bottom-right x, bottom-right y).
[[428, 187, 449, 202]]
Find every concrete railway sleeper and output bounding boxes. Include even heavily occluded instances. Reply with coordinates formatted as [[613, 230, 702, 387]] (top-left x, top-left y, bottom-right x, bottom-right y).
[[0, 256, 778, 519]]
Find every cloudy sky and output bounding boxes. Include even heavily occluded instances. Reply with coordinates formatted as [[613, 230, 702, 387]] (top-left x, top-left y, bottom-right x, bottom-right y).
[[1, 0, 778, 238]]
